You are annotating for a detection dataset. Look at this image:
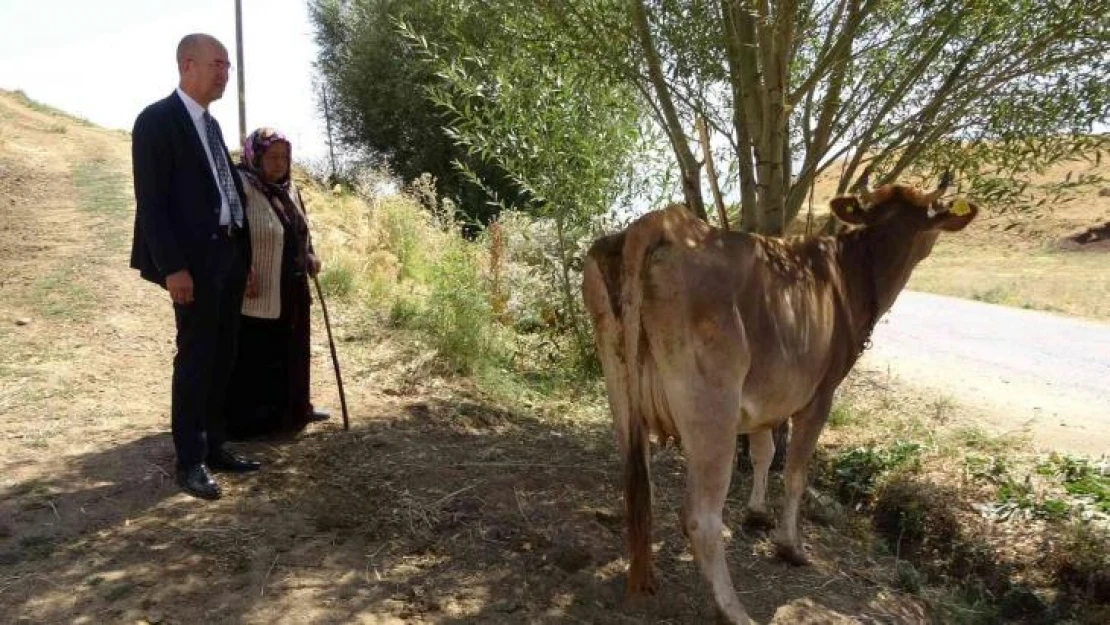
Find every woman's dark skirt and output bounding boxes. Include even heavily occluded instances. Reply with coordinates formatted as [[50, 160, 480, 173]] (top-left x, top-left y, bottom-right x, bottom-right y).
[[224, 271, 314, 441]]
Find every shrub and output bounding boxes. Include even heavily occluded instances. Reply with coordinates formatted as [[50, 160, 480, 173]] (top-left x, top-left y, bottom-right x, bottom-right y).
[[1047, 521, 1110, 603], [1038, 454, 1110, 514], [424, 238, 499, 374], [872, 475, 961, 561], [826, 403, 856, 428], [377, 195, 433, 282], [318, 258, 355, 298]]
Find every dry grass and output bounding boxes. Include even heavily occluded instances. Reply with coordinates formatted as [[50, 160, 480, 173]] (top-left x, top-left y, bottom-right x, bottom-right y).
[[909, 244, 1110, 320]]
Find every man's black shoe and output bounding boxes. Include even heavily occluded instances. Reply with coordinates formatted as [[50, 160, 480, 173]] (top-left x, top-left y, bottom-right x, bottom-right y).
[[207, 449, 262, 473], [175, 464, 222, 500]]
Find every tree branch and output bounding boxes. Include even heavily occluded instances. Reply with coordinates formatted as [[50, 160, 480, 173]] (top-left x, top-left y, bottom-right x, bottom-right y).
[[630, 0, 706, 218]]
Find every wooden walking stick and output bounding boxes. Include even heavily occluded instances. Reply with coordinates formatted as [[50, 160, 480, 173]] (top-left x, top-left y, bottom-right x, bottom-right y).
[[298, 185, 349, 431], [312, 274, 350, 430]]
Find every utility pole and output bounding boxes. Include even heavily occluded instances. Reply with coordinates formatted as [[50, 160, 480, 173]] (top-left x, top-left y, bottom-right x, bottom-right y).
[[235, 0, 247, 144], [319, 82, 338, 184]]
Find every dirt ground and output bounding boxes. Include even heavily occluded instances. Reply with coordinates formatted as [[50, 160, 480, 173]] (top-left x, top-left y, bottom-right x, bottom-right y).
[[0, 92, 943, 623]]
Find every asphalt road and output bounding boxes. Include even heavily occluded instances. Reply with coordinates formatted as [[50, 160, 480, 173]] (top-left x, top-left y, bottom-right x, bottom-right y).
[[860, 291, 1110, 456]]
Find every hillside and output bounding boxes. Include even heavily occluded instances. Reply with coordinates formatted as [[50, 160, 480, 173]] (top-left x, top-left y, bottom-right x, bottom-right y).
[[1, 90, 1106, 624]]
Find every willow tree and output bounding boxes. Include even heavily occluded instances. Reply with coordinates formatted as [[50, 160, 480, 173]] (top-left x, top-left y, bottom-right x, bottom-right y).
[[400, 0, 648, 368], [549, 0, 1110, 234], [309, 0, 539, 223]]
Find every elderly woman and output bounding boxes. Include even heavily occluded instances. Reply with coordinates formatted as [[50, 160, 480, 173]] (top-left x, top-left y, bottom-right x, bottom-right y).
[[224, 127, 328, 439]]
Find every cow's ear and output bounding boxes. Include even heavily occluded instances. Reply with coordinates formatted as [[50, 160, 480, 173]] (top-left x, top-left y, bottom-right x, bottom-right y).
[[830, 196, 867, 225], [931, 198, 978, 232]]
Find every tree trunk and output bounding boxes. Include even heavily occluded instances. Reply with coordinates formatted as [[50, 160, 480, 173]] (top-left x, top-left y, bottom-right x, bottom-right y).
[[721, 0, 759, 231]]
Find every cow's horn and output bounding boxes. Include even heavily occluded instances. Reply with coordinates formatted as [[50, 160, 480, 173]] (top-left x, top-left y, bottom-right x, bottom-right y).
[[925, 171, 953, 204], [854, 170, 874, 204]]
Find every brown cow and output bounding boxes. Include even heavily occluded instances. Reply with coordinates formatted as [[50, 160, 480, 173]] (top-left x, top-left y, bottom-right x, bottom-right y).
[[582, 179, 977, 623]]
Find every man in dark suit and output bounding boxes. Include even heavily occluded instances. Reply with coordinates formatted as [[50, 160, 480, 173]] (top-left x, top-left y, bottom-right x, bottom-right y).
[[131, 33, 261, 500]]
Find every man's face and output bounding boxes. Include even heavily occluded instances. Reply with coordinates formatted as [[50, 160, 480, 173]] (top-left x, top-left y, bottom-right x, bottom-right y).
[[183, 39, 230, 105]]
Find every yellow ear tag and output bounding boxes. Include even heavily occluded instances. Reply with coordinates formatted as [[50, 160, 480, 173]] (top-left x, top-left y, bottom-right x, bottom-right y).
[[950, 197, 971, 216]]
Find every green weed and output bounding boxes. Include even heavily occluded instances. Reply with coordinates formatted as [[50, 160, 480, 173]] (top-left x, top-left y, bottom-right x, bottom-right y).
[[1038, 454, 1110, 513], [71, 158, 130, 213], [32, 267, 94, 320], [830, 440, 923, 505], [827, 403, 856, 428], [424, 240, 499, 374]]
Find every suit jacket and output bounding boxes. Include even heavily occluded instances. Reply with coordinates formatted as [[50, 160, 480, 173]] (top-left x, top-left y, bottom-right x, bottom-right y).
[[130, 91, 251, 287]]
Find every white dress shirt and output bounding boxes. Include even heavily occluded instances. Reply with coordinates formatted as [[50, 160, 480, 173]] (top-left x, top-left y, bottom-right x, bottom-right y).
[[176, 87, 232, 226]]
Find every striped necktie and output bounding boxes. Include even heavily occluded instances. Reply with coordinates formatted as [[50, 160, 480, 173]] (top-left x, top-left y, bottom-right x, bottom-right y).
[[203, 112, 244, 227]]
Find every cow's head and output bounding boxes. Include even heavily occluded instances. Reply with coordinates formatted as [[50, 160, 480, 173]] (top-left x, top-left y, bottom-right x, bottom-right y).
[[828, 173, 980, 312], [830, 172, 979, 236]]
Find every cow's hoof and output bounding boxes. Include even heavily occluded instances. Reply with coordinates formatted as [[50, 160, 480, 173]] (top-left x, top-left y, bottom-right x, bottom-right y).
[[773, 541, 810, 567], [625, 569, 659, 597], [741, 509, 776, 532]]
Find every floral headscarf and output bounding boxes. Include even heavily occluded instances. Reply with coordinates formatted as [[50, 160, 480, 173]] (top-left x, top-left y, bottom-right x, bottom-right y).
[[239, 127, 292, 191], [238, 127, 313, 274]]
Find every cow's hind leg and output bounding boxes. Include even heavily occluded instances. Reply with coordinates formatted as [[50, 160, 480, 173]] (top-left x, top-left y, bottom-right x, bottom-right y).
[[682, 424, 751, 624], [742, 427, 776, 531], [773, 392, 834, 566]]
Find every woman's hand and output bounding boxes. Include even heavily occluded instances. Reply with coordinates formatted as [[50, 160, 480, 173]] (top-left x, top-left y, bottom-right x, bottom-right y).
[[308, 254, 322, 277]]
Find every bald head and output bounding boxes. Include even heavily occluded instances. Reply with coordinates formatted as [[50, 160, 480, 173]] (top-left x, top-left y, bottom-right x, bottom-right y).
[[176, 33, 230, 107], [177, 34, 223, 72]]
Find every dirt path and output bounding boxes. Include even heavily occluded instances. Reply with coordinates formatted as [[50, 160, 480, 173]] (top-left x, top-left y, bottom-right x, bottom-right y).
[[862, 291, 1110, 456], [0, 92, 934, 624]]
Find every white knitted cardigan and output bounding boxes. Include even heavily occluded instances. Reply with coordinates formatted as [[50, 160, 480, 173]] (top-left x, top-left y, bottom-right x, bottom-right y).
[[239, 176, 308, 319]]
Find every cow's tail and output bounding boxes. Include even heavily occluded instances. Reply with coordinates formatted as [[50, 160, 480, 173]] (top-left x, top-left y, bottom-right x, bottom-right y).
[[619, 209, 677, 594], [624, 386, 654, 593]]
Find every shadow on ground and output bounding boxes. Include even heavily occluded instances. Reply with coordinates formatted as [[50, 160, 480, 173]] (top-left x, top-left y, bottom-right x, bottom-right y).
[[0, 389, 923, 624]]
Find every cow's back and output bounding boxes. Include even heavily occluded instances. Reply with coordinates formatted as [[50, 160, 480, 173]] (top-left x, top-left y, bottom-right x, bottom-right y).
[[640, 231, 846, 431]]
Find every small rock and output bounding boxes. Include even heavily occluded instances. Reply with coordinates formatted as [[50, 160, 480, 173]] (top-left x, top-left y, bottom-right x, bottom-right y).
[[15, 318, 31, 326], [1098, 187, 1110, 197]]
